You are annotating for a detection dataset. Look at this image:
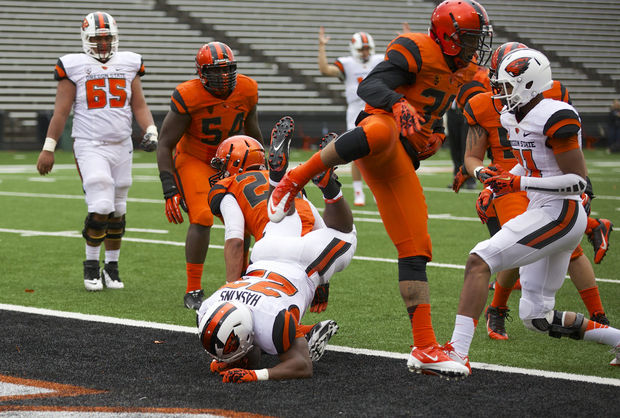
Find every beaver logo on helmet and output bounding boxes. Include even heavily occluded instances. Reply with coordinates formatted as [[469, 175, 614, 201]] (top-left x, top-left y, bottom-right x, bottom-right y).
[[505, 57, 531, 77]]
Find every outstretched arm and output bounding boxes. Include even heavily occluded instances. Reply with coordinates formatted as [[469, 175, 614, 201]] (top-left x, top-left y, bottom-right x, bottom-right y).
[[318, 26, 343, 77]]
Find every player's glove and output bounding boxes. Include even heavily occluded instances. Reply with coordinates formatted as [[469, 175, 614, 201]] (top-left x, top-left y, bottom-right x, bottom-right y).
[[221, 369, 258, 383], [391, 98, 424, 138], [484, 172, 521, 196], [310, 283, 330, 313], [452, 165, 471, 193], [140, 125, 158, 152], [476, 188, 494, 224], [473, 165, 500, 183], [210, 357, 249, 374], [159, 171, 187, 224], [418, 132, 445, 160]]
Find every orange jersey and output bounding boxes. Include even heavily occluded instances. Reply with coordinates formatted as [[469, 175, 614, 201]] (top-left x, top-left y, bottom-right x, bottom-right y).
[[365, 33, 480, 142], [170, 74, 258, 162], [463, 79, 570, 170], [208, 170, 315, 240]]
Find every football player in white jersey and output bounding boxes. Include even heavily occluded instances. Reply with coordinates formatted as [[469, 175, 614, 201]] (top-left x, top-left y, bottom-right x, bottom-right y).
[[198, 128, 357, 383], [318, 27, 384, 206], [442, 49, 620, 373], [197, 180, 357, 383], [36, 11, 158, 291]]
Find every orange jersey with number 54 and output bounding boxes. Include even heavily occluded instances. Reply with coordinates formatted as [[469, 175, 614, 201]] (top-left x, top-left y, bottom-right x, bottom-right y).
[[170, 74, 258, 162]]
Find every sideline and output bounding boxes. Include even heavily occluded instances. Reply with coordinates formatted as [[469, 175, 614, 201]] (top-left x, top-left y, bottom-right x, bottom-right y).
[[2, 303, 619, 388]]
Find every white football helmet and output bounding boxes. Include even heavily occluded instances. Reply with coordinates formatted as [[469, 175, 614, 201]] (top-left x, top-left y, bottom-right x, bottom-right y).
[[198, 301, 254, 363], [350, 32, 375, 63], [81, 11, 119, 62], [493, 48, 553, 113]]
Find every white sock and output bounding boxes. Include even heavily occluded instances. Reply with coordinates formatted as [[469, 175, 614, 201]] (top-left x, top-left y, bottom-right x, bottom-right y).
[[451, 314, 476, 356], [584, 322, 620, 347], [353, 181, 363, 193], [105, 249, 120, 264], [85, 244, 101, 261]]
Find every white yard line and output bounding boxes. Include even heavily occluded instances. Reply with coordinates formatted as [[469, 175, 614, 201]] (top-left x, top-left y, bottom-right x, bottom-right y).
[[1, 303, 619, 388]]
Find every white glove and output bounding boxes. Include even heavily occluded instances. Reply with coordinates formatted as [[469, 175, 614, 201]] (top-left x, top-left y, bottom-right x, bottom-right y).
[[140, 125, 158, 152]]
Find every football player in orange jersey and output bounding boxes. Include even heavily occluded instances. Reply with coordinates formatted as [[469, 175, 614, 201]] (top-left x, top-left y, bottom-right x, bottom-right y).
[[267, 0, 493, 379], [156, 42, 263, 310], [452, 42, 611, 340]]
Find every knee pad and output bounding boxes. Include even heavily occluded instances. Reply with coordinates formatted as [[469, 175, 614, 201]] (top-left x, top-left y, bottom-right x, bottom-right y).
[[334, 127, 370, 162], [106, 214, 126, 240], [82, 213, 109, 245], [523, 310, 584, 340], [398, 256, 428, 282]]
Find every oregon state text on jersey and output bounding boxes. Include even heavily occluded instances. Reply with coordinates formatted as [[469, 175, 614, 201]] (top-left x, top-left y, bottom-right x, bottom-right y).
[[207, 170, 316, 240], [365, 32, 479, 141], [170, 74, 258, 161], [54, 51, 144, 142], [500, 98, 582, 204]]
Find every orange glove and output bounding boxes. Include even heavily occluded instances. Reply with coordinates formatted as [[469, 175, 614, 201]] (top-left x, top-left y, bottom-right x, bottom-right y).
[[310, 283, 329, 313], [159, 171, 187, 224], [221, 368, 258, 383], [452, 165, 471, 193], [391, 98, 424, 138], [474, 165, 501, 183], [476, 188, 494, 224], [210, 357, 249, 374], [418, 132, 445, 160], [484, 172, 521, 196]]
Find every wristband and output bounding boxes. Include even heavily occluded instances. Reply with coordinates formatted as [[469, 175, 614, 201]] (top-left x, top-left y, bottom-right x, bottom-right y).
[[324, 190, 343, 203], [473, 166, 484, 180], [146, 124, 158, 135], [43, 137, 57, 152], [254, 369, 269, 381]]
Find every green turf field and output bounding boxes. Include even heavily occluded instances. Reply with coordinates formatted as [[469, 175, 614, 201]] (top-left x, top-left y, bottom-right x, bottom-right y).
[[0, 147, 618, 378]]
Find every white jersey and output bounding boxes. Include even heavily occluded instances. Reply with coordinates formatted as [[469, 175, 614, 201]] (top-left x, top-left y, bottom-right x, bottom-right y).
[[334, 54, 384, 128], [54, 51, 144, 143], [197, 218, 357, 356], [500, 98, 582, 206]]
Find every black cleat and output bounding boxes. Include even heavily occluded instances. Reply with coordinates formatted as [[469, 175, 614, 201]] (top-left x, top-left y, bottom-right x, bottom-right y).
[[184, 289, 205, 311]]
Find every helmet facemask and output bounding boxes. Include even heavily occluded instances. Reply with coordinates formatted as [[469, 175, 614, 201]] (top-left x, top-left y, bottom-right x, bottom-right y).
[[198, 61, 237, 98]]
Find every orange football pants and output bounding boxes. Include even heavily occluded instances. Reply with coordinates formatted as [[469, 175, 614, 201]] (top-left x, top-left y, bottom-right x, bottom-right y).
[[357, 114, 432, 259], [174, 150, 218, 226]]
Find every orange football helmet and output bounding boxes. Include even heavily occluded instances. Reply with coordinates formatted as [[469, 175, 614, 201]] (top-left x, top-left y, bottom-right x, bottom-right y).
[[430, 0, 493, 67], [209, 135, 266, 186], [195, 41, 237, 98], [490, 42, 528, 78]]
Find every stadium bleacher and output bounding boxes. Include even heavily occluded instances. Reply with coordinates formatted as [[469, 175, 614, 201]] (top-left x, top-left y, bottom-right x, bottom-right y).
[[0, 0, 618, 148]]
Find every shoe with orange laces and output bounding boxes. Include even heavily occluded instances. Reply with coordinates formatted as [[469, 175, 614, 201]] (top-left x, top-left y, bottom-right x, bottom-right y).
[[485, 305, 510, 340], [590, 311, 610, 326], [588, 218, 613, 264], [353, 189, 366, 206], [407, 344, 470, 379], [441, 341, 471, 375]]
